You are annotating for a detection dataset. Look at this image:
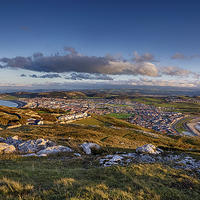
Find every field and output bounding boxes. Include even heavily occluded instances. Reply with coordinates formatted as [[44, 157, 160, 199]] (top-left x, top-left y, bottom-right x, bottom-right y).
[[1, 114, 200, 199], [0, 96, 20, 100], [133, 97, 165, 106], [107, 113, 134, 119]]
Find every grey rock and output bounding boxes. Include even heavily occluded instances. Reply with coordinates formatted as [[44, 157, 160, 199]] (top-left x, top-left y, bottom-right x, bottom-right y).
[[37, 154, 47, 157], [0, 143, 16, 153], [74, 153, 81, 157], [110, 155, 123, 162], [136, 144, 157, 154], [81, 143, 101, 154], [140, 154, 156, 163], [37, 145, 73, 155], [121, 153, 137, 158], [5, 136, 23, 147], [0, 137, 5, 142], [156, 148, 163, 153], [17, 139, 55, 153], [21, 153, 37, 157]]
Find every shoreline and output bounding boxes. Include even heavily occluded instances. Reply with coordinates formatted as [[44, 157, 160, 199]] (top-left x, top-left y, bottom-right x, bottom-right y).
[[9, 100, 27, 108], [0, 99, 27, 108], [186, 117, 200, 137]]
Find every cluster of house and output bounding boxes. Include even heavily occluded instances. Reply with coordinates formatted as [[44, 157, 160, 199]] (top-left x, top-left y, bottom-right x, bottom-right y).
[[21, 98, 186, 134], [166, 97, 200, 103], [127, 106, 183, 133], [58, 112, 88, 121], [26, 118, 44, 125]]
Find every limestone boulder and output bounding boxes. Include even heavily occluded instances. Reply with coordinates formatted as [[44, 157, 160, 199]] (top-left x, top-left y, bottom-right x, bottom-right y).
[[37, 145, 73, 155], [17, 138, 56, 153], [136, 144, 160, 154], [140, 154, 156, 163], [81, 143, 101, 154], [0, 143, 16, 153], [5, 136, 23, 146]]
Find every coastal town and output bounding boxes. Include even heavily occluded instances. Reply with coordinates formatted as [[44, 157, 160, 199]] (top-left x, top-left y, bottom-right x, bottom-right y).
[[20, 97, 187, 135]]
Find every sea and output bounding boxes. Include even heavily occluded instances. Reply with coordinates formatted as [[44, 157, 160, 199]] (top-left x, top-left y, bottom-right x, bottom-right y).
[[0, 100, 18, 107]]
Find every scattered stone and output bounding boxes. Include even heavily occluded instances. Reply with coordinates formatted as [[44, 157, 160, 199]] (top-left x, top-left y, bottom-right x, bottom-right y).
[[110, 155, 123, 162], [136, 144, 157, 154], [74, 153, 81, 157], [37, 145, 73, 155], [17, 139, 56, 153], [156, 148, 164, 153], [81, 143, 101, 154], [37, 154, 47, 157], [105, 155, 113, 159], [0, 143, 16, 154], [121, 153, 137, 158], [140, 154, 156, 163], [5, 136, 22, 146], [21, 153, 37, 157], [0, 137, 5, 142], [99, 158, 107, 164]]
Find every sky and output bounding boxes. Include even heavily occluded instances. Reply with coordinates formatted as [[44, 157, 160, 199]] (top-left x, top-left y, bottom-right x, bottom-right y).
[[1, 0, 200, 92]]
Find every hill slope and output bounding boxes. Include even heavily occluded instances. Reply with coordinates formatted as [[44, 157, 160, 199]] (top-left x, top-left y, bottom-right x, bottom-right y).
[[0, 115, 200, 199]]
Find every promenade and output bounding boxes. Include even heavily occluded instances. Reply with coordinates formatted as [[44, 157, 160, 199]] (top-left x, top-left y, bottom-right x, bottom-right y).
[[187, 117, 200, 137]]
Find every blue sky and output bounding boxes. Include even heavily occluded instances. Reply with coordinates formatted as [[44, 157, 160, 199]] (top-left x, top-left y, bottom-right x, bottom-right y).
[[1, 0, 200, 91]]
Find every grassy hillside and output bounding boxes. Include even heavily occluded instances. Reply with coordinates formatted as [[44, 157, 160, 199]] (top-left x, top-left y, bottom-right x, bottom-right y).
[[0, 115, 200, 199], [0, 106, 41, 126], [6, 91, 86, 99]]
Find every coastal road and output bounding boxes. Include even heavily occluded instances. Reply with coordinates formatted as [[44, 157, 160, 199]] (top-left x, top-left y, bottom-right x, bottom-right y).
[[183, 119, 199, 137], [172, 117, 198, 137], [171, 118, 185, 136]]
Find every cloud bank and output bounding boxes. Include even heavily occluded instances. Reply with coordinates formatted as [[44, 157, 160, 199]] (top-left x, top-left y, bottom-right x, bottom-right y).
[[0, 47, 199, 79], [171, 52, 200, 60], [0, 49, 159, 77], [65, 73, 113, 80], [28, 74, 62, 79]]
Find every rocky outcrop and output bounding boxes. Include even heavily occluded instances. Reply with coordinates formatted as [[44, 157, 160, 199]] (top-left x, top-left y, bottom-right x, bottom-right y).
[[18, 139, 56, 153], [37, 145, 73, 155], [136, 144, 162, 154], [5, 136, 22, 146], [0, 143, 16, 153], [81, 143, 101, 154], [1, 136, 73, 156], [0, 137, 5, 142]]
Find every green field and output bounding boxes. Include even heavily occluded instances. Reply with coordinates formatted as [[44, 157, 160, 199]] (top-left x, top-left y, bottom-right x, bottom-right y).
[[175, 118, 193, 134], [107, 113, 134, 119], [1, 96, 19, 100]]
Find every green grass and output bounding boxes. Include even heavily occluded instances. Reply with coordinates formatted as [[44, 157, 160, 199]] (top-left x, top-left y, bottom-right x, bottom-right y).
[[176, 118, 193, 128], [1, 113, 200, 199], [174, 118, 193, 134], [1, 96, 19, 100], [74, 117, 109, 126], [176, 128, 187, 134], [36, 111, 53, 114], [1, 159, 200, 200], [107, 113, 134, 119]]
